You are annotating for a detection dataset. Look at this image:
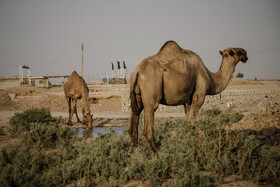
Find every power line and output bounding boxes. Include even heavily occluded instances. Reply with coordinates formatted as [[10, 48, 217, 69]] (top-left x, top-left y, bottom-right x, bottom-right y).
[[0, 47, 279, 68]]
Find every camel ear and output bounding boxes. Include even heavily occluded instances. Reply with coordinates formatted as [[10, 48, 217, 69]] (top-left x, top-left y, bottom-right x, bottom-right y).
[[229, 50, 234, 56], [219, 50, 223, 55]]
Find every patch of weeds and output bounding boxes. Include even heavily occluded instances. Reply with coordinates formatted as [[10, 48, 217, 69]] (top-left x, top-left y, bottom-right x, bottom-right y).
[[8, 108, 62, 137], [200, 107, 222, 116], [1, 108, 279, 186], [241, 144, 280, 184], [0, 108, 77, 186], [200, 107, 243, 124], [23, 122, 75, 149]]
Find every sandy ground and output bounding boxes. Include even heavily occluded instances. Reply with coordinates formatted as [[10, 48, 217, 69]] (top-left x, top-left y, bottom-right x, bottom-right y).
[[1, 79, 279, 128]]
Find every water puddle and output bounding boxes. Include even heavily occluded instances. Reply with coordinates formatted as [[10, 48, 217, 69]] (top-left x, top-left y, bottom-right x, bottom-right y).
[[73, 126, 126, 138]]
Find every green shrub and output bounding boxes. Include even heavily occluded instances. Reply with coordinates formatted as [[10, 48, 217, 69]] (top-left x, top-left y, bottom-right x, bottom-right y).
[[1, 108, 77, 186], [22, 122, 75, 149], [8, 108, 62, 137], [1, 108, 279, 186], [200, 107, 222, 116]]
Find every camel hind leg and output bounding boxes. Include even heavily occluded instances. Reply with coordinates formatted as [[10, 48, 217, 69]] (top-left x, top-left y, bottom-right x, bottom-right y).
[[128, 94, 143, 147], [66, 96, 73, 125], [141, 82, 162, 152], [130, 60, 162, 152], [140, 63, 162, 152], [184, 103, 191, 117]]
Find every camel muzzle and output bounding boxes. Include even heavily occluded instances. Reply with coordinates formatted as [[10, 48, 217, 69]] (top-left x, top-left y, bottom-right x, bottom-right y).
[[241, 56, 248, 63]]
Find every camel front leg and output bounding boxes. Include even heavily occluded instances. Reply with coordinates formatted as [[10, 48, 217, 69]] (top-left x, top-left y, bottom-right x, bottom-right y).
[[72, 98, 81, 123], [81, 106, 86, 124], [187, 92, 206, 120]]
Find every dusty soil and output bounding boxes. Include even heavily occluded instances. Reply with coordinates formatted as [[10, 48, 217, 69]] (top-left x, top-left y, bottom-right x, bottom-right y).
[[0, 79, 279, 142], [0, 79, 279, 186]]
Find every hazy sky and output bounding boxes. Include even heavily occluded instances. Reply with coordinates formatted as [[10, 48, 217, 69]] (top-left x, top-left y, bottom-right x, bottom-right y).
[[0, 0, 279, 82]]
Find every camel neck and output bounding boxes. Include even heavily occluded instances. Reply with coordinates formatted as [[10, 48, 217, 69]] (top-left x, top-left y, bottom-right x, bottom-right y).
[[82, 90, 91, 114], [208, 58, 235, 95]]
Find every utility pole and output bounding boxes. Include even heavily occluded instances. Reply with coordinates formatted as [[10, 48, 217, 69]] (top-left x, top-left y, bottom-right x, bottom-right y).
[[81, 43, 84, 78]]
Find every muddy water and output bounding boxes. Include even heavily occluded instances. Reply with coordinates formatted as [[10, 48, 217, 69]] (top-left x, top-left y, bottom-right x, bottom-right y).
[[73, 126, 126, 138]]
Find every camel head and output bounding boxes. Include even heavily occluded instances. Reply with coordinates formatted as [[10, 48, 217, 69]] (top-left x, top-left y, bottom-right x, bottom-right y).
[[219, 48, 248, 64]]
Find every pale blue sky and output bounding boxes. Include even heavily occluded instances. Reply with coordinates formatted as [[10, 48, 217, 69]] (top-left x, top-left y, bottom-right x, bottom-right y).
[[0, 0, 279, 82]]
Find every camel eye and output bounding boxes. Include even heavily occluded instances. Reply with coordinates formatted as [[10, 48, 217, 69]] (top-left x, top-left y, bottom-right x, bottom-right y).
[[229, 50, 234, 56]]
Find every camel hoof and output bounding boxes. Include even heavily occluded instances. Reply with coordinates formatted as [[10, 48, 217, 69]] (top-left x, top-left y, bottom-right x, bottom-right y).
[[131, 138, 138, 147], [67, 121, 73, 126], [152, 147, 158, 153], [132, 142, 138, 148]]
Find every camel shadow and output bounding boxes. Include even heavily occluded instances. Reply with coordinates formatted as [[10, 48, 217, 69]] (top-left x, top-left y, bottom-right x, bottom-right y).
[[243, 127, 280, 146], [94, 118, 113, 127]]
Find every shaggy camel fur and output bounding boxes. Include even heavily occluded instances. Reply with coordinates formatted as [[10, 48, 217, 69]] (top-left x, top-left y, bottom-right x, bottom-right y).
[[129, 41, 248, 152], [64, 71, 93, 128]]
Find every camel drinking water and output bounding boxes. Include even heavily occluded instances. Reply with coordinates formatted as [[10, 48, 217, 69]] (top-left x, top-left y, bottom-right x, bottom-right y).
[[64, 71, 93, 128], [129, 41, 248, 152]]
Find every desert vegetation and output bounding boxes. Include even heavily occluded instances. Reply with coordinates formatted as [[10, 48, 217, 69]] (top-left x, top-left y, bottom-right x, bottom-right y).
[[0, 108, 279, 186]]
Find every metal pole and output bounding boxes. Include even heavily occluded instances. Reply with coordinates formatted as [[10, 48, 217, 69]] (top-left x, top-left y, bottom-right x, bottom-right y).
[[81, 43, 84, 78], [106, 71, 109, 85], [19, 66, 23, 85]]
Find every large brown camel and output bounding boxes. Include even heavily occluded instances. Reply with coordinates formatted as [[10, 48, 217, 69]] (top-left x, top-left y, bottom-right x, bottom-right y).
[[129, 41, 248, 152], [64, 71, 93, 128]]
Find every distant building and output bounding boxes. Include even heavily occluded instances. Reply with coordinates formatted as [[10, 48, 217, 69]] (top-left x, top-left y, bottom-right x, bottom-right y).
[[30, 77, 50, 88], [0, 76, 50, 89]]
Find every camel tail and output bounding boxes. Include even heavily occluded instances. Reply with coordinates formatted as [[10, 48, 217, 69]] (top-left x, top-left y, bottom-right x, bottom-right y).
[[130, 71, 141, 115]]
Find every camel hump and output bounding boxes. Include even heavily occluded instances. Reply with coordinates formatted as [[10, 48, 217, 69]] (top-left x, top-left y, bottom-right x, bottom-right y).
[[158, 40, 182, 54], [70, 71, 79, 77], [157, 41, 186, 63]]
